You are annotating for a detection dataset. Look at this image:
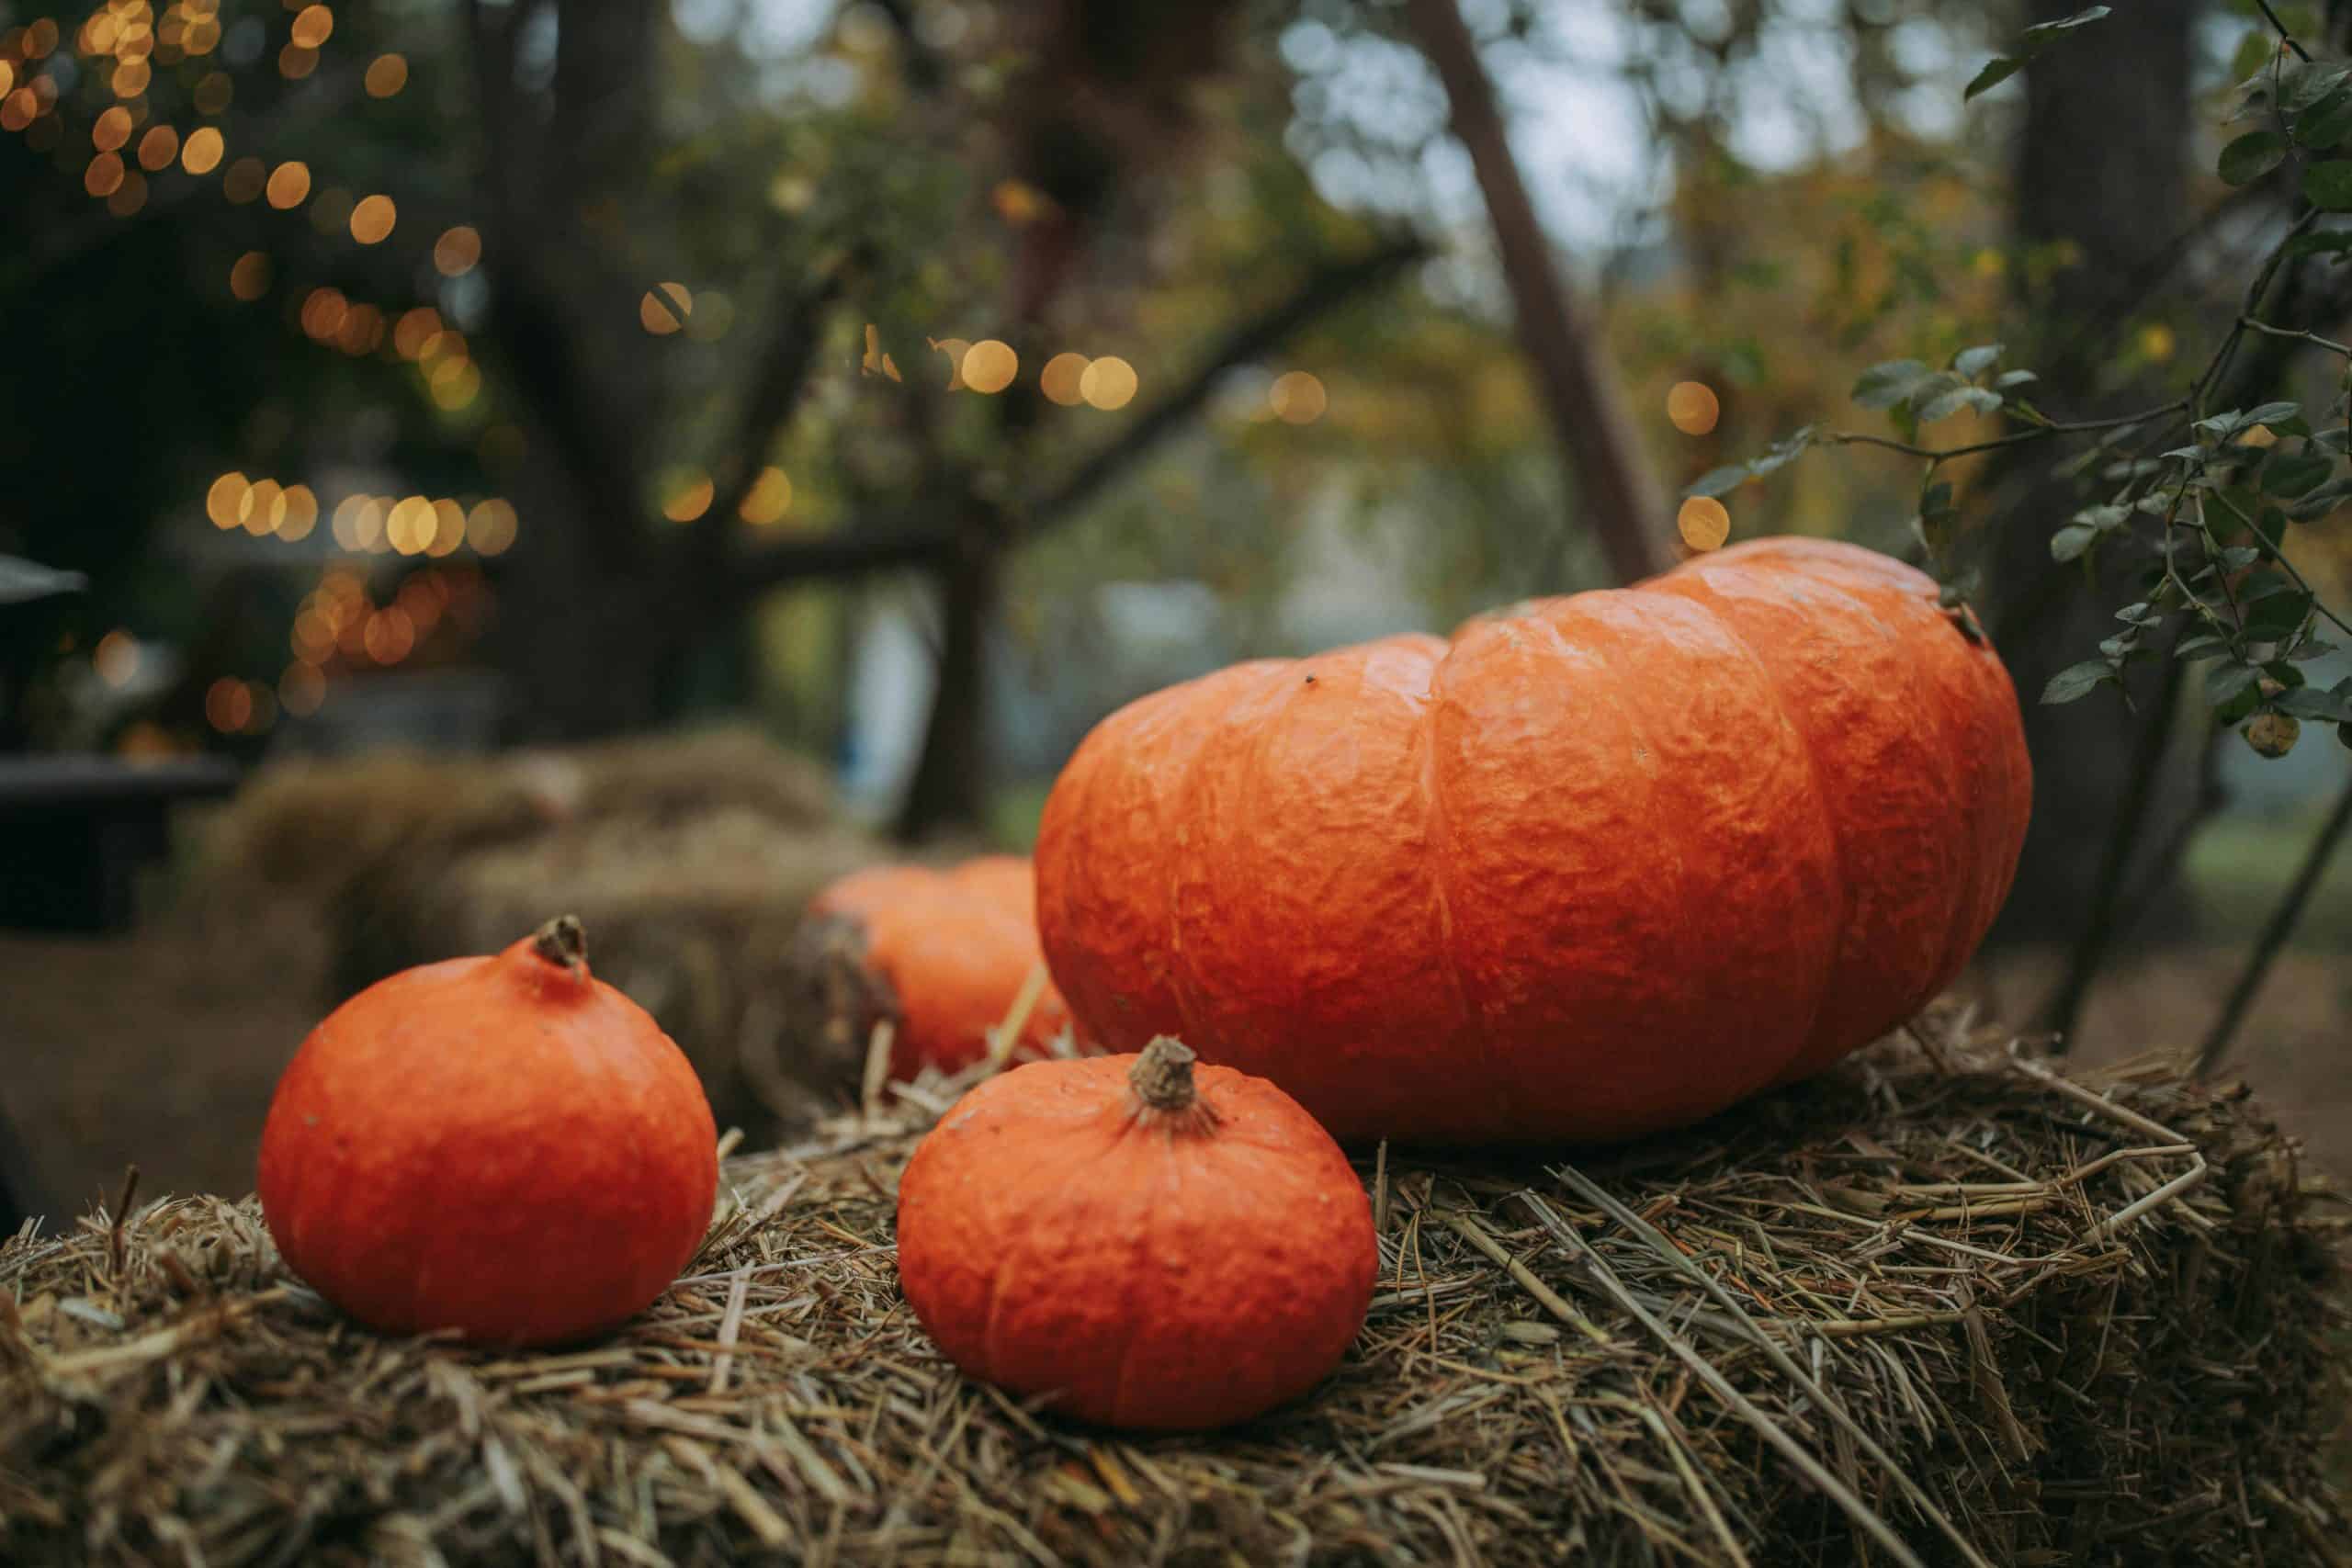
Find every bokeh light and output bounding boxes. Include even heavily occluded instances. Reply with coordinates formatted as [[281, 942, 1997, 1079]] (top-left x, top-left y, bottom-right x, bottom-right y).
[[362, 606, 415, 663], [278, 43, 316, 79], [1040, 352, 1089, 406], [386, 496, 433, 556], [204, 677, 252, 733], [290, 5, 334, 48], [640, 283, 691, 335], [135, 124, 176, 171], [84, 152, 124, 198], [94, 630, 140, 688], [349, 194, 395, 243], [961, 340, 1018, 395], [222, 156, 266, 203], [278, 485, 319, 541], [206, 472, 248, 529], [1678, 495, 1732, 552], [93, 107, 131, 152], [241, 478, 285, 536], [1269, 370, 1325, 424], [266, 161, 311, 209], [466, 499, 517, 555], [1081, 356, 1141, 412], [433, 225, 481, 276], [928, 337, 971, 391], [279, 662, 326, 716], [393, 307, 443, 360], [1667, 380, 1721, 436], [663, 472, 715, 523], [229, 251, 271, 300], [107, 172, 148, 219], [181, 126, 224, 174], [364, 52, 407, 97], [428, 500, 467, 557], [739, 468, 792, 525]]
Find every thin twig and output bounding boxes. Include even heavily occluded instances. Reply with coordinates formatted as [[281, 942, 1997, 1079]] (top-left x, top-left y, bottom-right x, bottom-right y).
[[2195, 768, 2352, 1075]]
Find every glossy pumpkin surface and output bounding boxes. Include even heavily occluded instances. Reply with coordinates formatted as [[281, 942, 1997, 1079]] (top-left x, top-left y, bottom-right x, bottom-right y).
[[801, 856, 1071, 1078], [1035, 536, 2032, 1145], [895, 1038, 1376, 1431], [258, 917, 718, 1347]]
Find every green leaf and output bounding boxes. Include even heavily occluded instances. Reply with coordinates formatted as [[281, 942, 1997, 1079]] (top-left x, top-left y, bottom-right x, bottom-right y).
[[1851, 359, 1935, 410], [2287, 62, 2352, 116], [2300, 87, 2352, 148], [2230, 27, 2273, 85], [2019, 5, 2111, 41], [2075, 502, 2132, 532], [1953, 343, 2005, 377], [2304, 161, 2352, 209], [2116, 602, 2163, 625], [2218, 545, 2265, 570], [2209, 662, 2264, 705], [1964, 55, 2024, 101], [2319, 427, 2352, 452], [2244, 589, 2315, 639], [2177, 634, 2233, 660], [1686, 465, 1750, 499], [2287, 474, 2352, 517], [2042, 660, 2116, 705], [2248, 400, 2303, 426], [2262, 452, 2335, 496], [2285, 230, 2352, 259], [2220, 130, 2290, 186], [2278, 685, 2352, 722], [2098, 632, 2140, 659], [1916, 376, 1988, 423], [2051, 523, 2099, 562], [1996, 368, 2040, 389]]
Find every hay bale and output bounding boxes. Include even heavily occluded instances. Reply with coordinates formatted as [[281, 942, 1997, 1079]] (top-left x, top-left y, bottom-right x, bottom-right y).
[[2, 1027, 2344, 1565], [175, 728, 940, 1143]]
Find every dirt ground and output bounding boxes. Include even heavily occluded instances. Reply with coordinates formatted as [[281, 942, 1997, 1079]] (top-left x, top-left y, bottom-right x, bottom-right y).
[[4, 926, 2348, 1218]]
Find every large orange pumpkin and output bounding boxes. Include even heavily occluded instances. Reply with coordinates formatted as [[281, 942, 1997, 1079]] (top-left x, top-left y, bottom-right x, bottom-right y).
[[258, 916, 718, 1347], [795, 856, 1071, 1081], [895, 1037, 1376, 1430], [1035, 536, 2032, 1145]]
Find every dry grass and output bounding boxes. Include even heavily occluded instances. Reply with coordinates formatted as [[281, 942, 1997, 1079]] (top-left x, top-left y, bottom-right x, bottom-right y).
[[3, 1009, 2345, 1566]]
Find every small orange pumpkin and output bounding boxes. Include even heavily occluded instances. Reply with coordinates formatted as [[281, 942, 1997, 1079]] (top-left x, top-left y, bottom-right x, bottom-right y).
[[794, 856, 1071, 1080], [894, 1037, 1376, 1431], [1035, 536, 2033, 1145], [257, 916, 718, 1347]]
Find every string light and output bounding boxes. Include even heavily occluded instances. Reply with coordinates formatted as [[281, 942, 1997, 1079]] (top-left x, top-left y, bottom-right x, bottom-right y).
[[229, 250, 270, 300], [739, 468, 792, 525], [1269, 370, 1324, 424], [265, 160, 311, 209], [1040, 353, 1088, 406], [363, 52, 405, 96], [433, 225, 480, 276], [1678, 495, 1731, 552], [181, 125, 223, 173], [349, 193, 394, 243], [84, 152, 124, 197], [640, 283, 690, 335], [662, 473, 715, 523], [206, 472, 248, 529], [135, 123, 176, 170], [93, 106, 131, 152], [94, 630, 140, 688], [1666, 380, 1721, 436], [277, 43, 315, 78], [1080, 355, 1139, 412], [961, 339, 1017, 395], [289, 5, 333, 48]]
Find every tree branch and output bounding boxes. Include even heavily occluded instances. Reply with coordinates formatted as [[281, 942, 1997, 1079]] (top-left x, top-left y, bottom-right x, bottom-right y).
[[2195, 767, 2352, 1075], [700, 254, 855, 562], [1405, 0, 1673, 585]]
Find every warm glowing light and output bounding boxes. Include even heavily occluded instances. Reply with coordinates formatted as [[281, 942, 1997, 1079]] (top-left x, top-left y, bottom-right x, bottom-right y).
[[1678, 495, 1731, 552], [433, 224, 481, 276], [990, 179, 1047, 225], [1667, 380, 1721, 436], [663, 473, 715, 523], [279, 662, 325, 716], [739, 468, 792, 525], [94, 630, 140, 688], [640, 283, 690, 335], [427, 358, 481, 411], [1268, 370, 1324, 424], [222, 156, 266, 202], [85, 152, 125, 197], [241, 478, 285, 536], [1081, 356, 1140, 412], [427, 500, 466, 556], [0, 62, 14, 99], [181, 125, 223, 174], [93, 106, 131, 152], [204, 677, 252, 733], [364, 52, 406, 97], [266, 160, 311, 209], [2139, 323, 2177, 364], [291, 608, 334, 661], [927, 337, 971, 390], [206, 472, 248, 529], [300, 287, 348, 339], [135, 123, 176, 171], [961, 339, 1018, 395], [466, 499, 517, 555], [112, 57, 150, 96], [862, 323, 901, 381], [386, 496, 433, 556], [277, 43, 316, 79], [330, 495, 366, 551], [279, 484, 319, 541], [392, 307, 443, 359], [419, 328, 467, 367], [23, 18, 59, 58], [349, 193, 395, 243], [363, 606, 416, 663], [1040, 352, 1089, 406], [336, 303, 383, 356], [0, 91, 35, 134], [289, 5, 334, 47], [107, 171, 147, 218], [192, 72, 231, 114], [228, 250, 271, 300]]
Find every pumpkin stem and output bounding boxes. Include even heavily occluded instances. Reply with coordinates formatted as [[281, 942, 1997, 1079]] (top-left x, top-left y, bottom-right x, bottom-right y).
[[1128, 1037, 1220, 1132], [531, 915, 587, 973]]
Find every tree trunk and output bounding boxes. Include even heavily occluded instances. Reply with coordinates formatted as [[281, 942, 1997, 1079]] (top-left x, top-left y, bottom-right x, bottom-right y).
[[893, 509, 1001, 842], [1982, 0, 2201, 948]]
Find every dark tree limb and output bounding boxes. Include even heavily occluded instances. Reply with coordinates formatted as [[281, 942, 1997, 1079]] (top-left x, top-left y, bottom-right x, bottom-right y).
[[1404, 0, 1672, 586], [2036, 630, 2191, 1050], [2194, 767, 2352, 1076], [700, 256, 858, 571]]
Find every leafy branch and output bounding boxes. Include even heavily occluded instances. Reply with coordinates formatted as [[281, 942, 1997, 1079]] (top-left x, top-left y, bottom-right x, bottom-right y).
[[1688, 7, 2352, 761]]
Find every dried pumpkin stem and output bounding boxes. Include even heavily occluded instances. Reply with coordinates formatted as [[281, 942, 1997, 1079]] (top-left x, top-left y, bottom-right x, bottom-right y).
[[1129, 1037, 1221, 1132], [532, 915, 587, 972]]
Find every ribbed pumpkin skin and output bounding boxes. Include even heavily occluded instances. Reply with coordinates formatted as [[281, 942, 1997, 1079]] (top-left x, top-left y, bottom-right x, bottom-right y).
[[808, 856, 1072, 1077], [1035, 536, 2032, 1145], [258, 922, 718, 1348], [895, 1048, 1376, 1430]]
